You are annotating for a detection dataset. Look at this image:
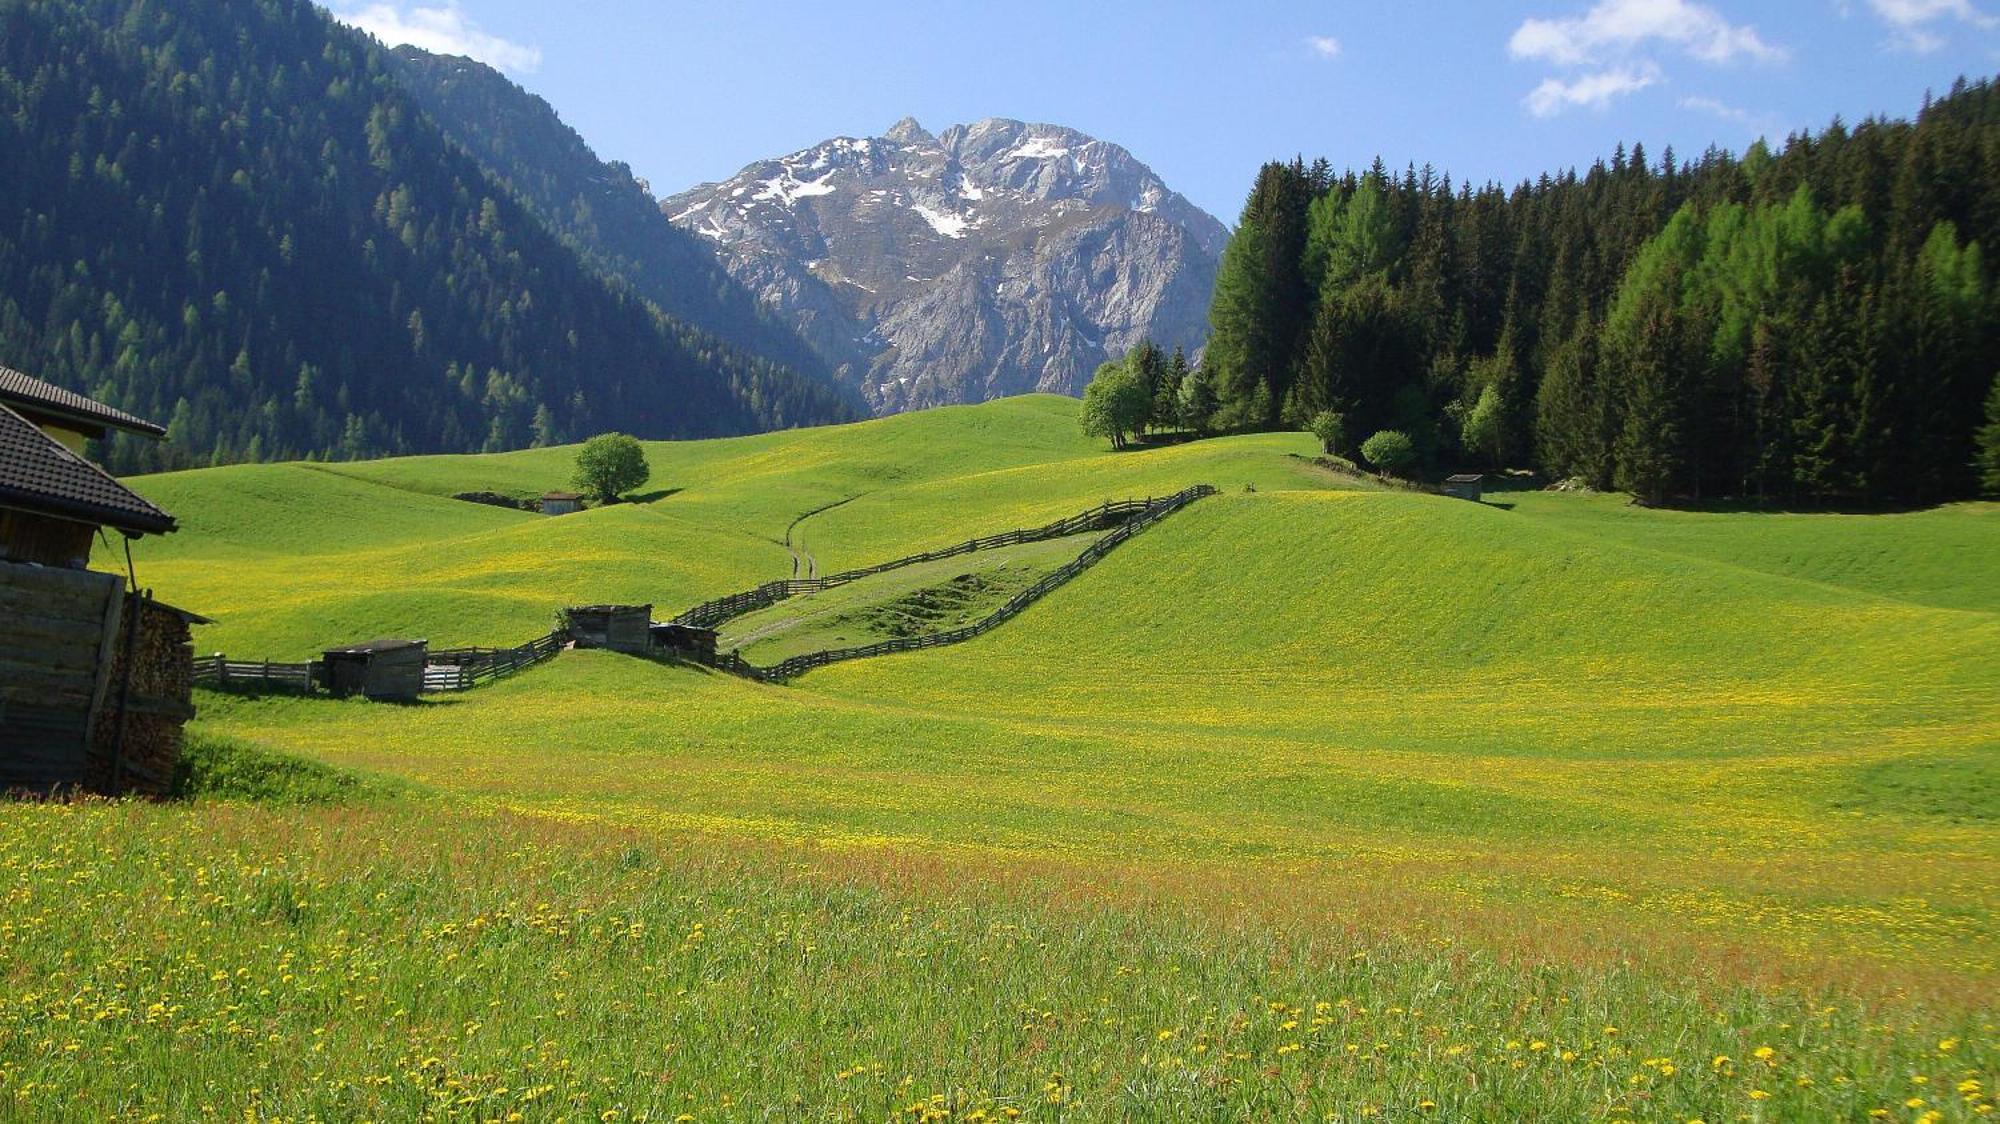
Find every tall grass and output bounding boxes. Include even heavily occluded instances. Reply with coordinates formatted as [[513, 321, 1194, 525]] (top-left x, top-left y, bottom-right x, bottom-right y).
[[1, 801, 1990, 1121]]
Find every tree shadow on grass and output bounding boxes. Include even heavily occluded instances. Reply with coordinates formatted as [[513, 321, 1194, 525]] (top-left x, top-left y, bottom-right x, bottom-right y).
[[622, 487, 684, 505]]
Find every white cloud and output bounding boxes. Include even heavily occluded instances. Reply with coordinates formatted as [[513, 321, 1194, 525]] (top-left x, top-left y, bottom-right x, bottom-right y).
[[1679, 93, 1753, 122], [1866, 0, 1997, 51], [1510, 0, 1786, 64], [1306, 35, 1343, 59], [1524, 63, 1661, 116], [335, 2, 542, 73]]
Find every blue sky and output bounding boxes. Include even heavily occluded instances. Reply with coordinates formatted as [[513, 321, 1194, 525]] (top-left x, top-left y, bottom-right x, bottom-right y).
[[331, 0, 2000, 221]]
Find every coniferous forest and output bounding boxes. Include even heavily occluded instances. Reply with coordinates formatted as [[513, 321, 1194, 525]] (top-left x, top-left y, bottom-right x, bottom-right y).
[[1201, 77, 2000, 505], [0, 0, 856, 473]]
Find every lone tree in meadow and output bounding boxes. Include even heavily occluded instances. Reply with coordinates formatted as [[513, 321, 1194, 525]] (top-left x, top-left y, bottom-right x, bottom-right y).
[[1080, 360, 1152, 449], [1360, 429, 1416, 475], [571, 433, 651, 504], [1309, 410, 1346, 456]]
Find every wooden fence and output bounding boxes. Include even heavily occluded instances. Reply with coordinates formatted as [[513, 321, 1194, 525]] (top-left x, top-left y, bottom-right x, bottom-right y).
[[194, 630, 564, 696], [692, 485, 1218, 683], [670, 496, 1174, 629], [421, 632, 566, 690]]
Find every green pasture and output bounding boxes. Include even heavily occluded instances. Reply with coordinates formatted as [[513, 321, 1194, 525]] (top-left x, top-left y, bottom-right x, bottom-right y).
[[15, 393, 1994, 1118]]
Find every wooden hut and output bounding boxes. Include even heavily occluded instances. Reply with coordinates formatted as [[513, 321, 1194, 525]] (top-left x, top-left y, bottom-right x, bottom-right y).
[[541, 490, 583, 515], [0, 365, 190, 794], [651, 622, 719, 660], [1442, 474, 1485, 502], [563, 604, 652, 654], [320, 639, 428, 701]]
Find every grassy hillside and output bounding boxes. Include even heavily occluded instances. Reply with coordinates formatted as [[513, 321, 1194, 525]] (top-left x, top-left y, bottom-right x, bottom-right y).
[[20, 395, 1997, 1118]]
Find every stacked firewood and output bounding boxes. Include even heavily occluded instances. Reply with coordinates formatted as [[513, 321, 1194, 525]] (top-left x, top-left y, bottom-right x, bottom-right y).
[[86, 597, 197, 797]]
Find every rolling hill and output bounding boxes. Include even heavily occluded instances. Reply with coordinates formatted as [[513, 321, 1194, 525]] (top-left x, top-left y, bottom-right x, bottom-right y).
[[16, 395, 1996, 1118]]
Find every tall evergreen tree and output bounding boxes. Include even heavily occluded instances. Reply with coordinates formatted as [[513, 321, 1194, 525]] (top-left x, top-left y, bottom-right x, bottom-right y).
[[1206, 161, 1312, 429]]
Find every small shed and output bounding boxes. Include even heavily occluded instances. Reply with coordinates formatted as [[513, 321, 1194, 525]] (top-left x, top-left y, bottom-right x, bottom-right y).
[[563, 604, 652, 654], [320, 638, 427, 701], [541, 491, 583, 516], [651, 622, 718, 660], [1442, 474, 1485, 502]]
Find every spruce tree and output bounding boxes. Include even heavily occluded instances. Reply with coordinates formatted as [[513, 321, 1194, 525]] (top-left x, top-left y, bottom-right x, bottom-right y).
[[1205, 161, 1311, 429], [1977, 372, 2000, 496]]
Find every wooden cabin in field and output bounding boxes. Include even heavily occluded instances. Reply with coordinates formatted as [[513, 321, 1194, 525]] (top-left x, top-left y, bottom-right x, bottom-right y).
[[320, 638, 428, 701], [541, 490, 583, 516], [1442, 474, 1485, 502], [651, 622, 719, 660], [562, 604, 652, 654], [0, 365, 197, 794]]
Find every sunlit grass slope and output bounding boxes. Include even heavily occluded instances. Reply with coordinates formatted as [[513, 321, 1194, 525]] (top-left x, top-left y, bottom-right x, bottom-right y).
[[112, 397, 1329, 653], [197, 488, 2000, 982], [1501, 490, 2000, 612], [35, 393, 1996, 1118]]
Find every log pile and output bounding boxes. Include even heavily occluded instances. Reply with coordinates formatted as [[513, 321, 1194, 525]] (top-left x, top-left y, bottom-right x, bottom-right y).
[[86, 596, 199, 797]]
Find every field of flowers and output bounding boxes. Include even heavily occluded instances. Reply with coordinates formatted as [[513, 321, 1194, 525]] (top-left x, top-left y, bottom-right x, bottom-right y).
[[6, 394, 1989, 1118], [1, 798, 1992, 1121]]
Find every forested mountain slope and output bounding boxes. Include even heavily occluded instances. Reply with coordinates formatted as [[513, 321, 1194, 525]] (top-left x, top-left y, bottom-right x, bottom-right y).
[[0, 0, 854, 472], [383, 46, 855, 408], [1203, 76, 2000, 505]]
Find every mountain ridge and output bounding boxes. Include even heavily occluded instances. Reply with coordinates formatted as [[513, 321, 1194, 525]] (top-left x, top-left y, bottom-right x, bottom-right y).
[[383, 47, 857, 406]]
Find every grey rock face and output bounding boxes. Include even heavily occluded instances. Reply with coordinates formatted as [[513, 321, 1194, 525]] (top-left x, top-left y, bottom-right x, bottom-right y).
[[662, 118, 1226, 413]]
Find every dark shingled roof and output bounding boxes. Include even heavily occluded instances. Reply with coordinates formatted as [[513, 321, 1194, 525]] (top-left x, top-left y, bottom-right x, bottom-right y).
[[323, 638, 426, 655], [0, 365, 167, 438], [0, 403, 177, 536]]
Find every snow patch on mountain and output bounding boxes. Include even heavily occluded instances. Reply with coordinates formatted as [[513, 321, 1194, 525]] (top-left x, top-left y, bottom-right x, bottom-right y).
[[911, 203, 971, 239]]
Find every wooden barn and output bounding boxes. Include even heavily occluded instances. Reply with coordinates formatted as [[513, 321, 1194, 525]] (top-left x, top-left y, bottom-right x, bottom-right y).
[[541, 490, 583, 515], [563, 604, 652, 654], [0, 365, 196, 794], [320, 639, 428, 701], [651, 622, 719, 660], [1442, 474, 1485, 502]]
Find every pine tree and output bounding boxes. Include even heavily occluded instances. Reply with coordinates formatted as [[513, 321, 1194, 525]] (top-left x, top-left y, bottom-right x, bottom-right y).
[[1205, 161, 1312, 429], [1612, 298, 1689, 505], [1976, 372, 2000, 495], [1161, 347, 1192, 431]]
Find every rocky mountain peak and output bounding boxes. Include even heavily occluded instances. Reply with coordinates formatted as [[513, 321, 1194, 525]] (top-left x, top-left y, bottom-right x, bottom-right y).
[[662, 117, 1226, 413], [883, 115, 933, 145]]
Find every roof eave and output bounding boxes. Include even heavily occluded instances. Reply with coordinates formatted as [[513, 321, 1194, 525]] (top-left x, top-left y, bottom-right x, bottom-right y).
[[0, 490, 178, 538]]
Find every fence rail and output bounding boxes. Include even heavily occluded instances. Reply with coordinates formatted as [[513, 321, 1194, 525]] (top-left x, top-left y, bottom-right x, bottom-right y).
[[191, 656, 318, 694], [669, 496, 1169, 629], [694, 485, 1217, 683]]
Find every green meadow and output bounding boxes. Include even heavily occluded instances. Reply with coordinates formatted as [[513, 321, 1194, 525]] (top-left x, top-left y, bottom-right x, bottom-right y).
[[4, 395, 1994, 1120]]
